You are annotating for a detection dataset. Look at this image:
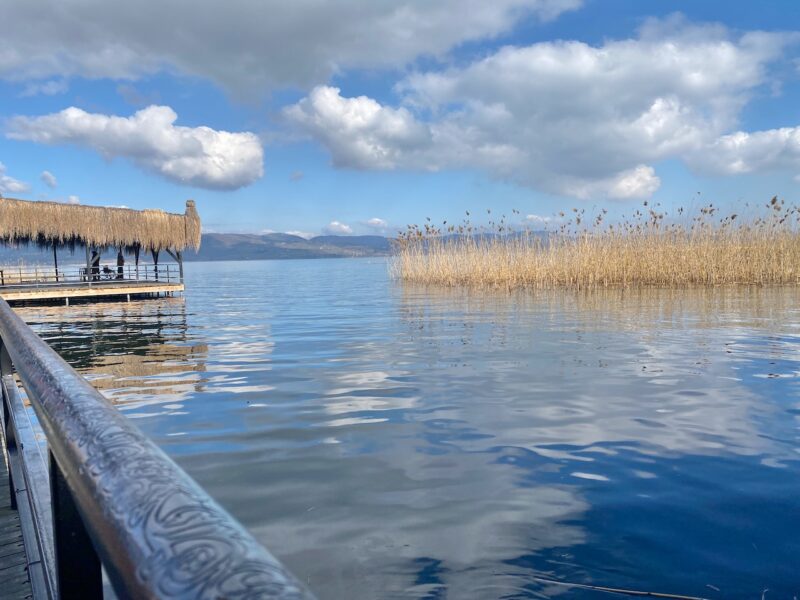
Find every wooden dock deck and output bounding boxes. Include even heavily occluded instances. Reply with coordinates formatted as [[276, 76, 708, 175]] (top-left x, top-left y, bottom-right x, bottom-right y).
[[0, 427, 33, 600], [0, 280, 183, 303]]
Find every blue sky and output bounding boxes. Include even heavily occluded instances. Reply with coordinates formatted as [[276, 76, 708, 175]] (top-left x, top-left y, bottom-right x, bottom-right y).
[[0, 0, 798, 237]]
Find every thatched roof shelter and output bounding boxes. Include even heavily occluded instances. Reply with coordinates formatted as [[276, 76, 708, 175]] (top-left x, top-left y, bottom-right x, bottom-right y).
[[0, 197, 201, 253]]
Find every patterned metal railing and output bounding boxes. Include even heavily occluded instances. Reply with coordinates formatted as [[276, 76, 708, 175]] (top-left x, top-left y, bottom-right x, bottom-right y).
[[0, 263, 181, 288], [0, 297, 314, 599]]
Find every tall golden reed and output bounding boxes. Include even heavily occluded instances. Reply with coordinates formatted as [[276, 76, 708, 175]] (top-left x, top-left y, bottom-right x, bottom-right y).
[[393, 198, 800, 288]]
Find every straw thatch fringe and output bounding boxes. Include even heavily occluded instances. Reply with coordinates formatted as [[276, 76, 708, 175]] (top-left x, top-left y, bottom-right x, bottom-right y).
[[0, 198, 201, 253]]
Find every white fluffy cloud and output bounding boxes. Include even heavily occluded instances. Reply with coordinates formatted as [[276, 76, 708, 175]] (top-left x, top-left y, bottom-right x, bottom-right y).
[[40, 170, 57, 188], [323, 221, 353, 235], [525, 214, 553, 225], [67, 195, 80, 204], [284, 86, 433, 170], [0, 162, 29, 195], [690, 127, 800, 175], [7, 106, 264, 190], [0, 0, 580, 93], [563, 165, 662, 200], [365, 217, 388, 230], [286, 19, 800, 199]]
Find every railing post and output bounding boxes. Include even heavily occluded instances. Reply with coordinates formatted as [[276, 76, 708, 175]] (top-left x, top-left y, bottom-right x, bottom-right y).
[[2, 405, 15, 511], [1, 343, 16, 510], [49, 451, 102, 599]]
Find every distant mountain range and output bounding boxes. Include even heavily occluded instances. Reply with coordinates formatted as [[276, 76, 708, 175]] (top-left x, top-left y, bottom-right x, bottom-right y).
[[186, 233, 393, 261]]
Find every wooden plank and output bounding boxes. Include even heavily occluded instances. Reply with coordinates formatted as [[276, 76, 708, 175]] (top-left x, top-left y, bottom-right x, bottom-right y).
[[0, 548, 27, 568], [0, 420, 33, 599], [0, 525, 23, 542], [0, 538, 24, 558]]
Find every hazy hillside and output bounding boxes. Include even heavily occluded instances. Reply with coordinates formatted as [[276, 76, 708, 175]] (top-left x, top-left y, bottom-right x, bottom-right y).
[[185, 233, 393, 261]]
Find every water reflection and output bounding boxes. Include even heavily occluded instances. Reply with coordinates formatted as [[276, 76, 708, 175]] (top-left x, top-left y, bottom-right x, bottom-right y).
[[17, 261, 800, 599], [395, 285, 799, 461], [389, 283, 800, 597], [18, 299, 209, 416]]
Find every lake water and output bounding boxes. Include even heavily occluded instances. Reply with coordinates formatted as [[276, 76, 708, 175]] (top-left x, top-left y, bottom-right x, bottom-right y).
[[16, 259, 800, 599]]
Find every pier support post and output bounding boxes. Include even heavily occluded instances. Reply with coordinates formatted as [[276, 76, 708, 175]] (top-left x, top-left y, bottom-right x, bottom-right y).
[[166, 248, 184, 283], [53, 243, 59, 283], [50, 451, 102, 599], [134, 245, 140, 280], [85, 245, 92, 286]]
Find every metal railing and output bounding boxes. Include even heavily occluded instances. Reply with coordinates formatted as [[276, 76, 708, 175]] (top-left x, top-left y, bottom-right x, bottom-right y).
[[0, 264, 181, 289], [0, 297, 313, 599]]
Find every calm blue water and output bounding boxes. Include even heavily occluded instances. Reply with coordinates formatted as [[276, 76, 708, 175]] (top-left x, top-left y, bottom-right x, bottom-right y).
[[18, 259, 800, 599]]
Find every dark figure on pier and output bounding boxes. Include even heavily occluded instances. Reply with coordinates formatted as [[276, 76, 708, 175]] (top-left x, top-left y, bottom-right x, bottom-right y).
[[117, 251, 125, 279], [90, 250, 100, 281]]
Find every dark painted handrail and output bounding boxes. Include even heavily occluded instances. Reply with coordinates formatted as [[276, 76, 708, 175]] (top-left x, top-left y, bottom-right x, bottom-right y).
[[0, 297, 314, 599]]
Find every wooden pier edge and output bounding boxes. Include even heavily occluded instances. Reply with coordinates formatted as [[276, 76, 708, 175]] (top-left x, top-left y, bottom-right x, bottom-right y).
[[0, 282, 184, 304]]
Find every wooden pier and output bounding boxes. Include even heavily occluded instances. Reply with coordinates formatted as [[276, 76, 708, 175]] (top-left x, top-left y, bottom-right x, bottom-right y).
[[0, 196, 200, 305], [0, 264, 183, 304]]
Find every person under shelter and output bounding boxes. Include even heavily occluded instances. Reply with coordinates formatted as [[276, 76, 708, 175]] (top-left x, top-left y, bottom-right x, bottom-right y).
[[90, 249, 100, 281]]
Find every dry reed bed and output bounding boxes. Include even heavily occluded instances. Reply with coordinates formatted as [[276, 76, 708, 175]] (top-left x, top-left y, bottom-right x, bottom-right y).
[[393, 198, 800, 288]]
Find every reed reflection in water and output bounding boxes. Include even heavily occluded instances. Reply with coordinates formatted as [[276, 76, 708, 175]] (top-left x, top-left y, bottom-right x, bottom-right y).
[[16, 259, 800, 599]]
